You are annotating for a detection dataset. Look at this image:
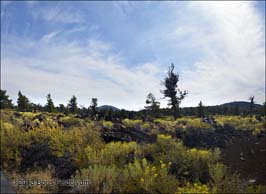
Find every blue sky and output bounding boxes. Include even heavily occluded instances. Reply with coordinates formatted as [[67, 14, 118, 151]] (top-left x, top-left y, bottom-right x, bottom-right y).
[[1, 1, 265, 110]]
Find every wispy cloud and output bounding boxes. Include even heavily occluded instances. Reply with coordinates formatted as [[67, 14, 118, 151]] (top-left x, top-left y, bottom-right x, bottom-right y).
[[179, 1, 265, 105], [30, 2, 85, 24], [2, 35, 161, 110], [40, 31, 61, 43]]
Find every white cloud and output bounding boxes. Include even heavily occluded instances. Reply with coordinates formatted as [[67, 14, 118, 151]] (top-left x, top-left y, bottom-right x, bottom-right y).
[[40, 31, 61, 43], [30, 2, 85, 24], [173, 1, 265, 106], [1, 36, 162, 110]]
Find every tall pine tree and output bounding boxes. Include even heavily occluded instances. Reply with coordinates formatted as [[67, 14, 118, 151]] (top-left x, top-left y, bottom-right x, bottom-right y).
[[45, 93, 55, 112], [17, 91, 30, 112], [68, 95, 78, 114], [0, 90, 13, 109], [90, 98, 98, 119], [145, 93, 160, 118], [197, 101, 205, 118], [162, 63, 187, 119]]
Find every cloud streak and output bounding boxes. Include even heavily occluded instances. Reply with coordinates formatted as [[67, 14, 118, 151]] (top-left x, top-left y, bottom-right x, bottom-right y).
[[179, 1, 265, 106], [2, 36, 161, 110]]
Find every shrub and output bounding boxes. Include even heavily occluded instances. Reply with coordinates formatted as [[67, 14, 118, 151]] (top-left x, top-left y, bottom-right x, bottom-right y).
[[244, 184, 266, 194], [73, 165, 119, 193], [176, 117, 212, 129], [140, 122, 151, 130], [122, 119, 143, 128], [1, 121, 22, 169], [215, 115, 265, 133], [152, 135, 220, 184], [59, 116, 82, 128], [10, 168, 58, 194], [122, 158, 178, 193], [100, 120, 114, 129], [85, 141, 139, 167], [176, 182, 210, 194], [209, 163, 241, 193]]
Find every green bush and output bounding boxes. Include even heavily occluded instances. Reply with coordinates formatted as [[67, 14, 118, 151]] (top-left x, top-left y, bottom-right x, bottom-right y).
[[209, 163, 241, 193], [59, 116, 82, 128], [176, 182, 210, 194], [74, 165, 120, 193], [122, 158, 178, 193], [85, 141, 140, 167], [122, 119, 143, 128], [215, 115, 265, 133], [0, 121, 22, 168], [100, 120, 114, 129]]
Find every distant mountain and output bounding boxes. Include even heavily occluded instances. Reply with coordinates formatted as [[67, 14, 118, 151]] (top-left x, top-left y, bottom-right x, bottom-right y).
[[219, 101, 263, 109], [98, 105, 120, 112]]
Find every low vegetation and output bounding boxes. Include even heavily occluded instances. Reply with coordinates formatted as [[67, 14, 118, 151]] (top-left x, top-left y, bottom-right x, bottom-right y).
[[0, 109, 265, 193]]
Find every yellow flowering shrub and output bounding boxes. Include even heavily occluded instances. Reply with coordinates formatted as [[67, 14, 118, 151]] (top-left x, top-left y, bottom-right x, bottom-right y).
[[176, 182, 209, 194], [122, 158, 178, 193], [74, 165, 119, 194], [140, 122, 151, 130], [215, 115, 265, 133], [122, 119, 143, 128], [0, 121, 22, 168], [85, 141, 139, 167], [209, 163, 241, 193], [100, 120, 114, 129], [21, 112, 39, 120], [176, 117, 212, 130]]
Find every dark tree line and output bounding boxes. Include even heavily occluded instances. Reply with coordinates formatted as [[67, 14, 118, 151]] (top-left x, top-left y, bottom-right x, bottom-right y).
[[1, 64, 264, 120]]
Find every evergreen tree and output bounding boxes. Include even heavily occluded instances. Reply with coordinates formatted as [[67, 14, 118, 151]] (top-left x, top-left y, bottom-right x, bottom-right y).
[[58, 104, 65, 113], [233, 106, 240, 115], [119, 109, 128, 120], [45, 93, 55, 113], [17, 91, 30, 112], [32, 103, 44, 112], [68, 95, 78, 114], [249, 96, 255, 116], [197, 101, 205, 118], [79, 105, 88, 118], [104, 108, 114, 121], [162, 63, 187, 119], [145, 93, 160, 118], [222, 106, 228, 115], [0, 90, 13, 109], [90, 98, 98, 118]]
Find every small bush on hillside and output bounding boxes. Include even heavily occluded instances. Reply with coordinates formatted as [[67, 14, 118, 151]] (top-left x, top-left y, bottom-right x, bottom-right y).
[[122, 158, 178, 193], [100, 120, 114, 129], [85, 141, 140, 167], [73, 165, 119, 193], [209, 163, 241, 193], [9, 168, 57, 194], [59, 116, 82, 128], [1, 121, 22, 169], [122, 119, 143, 128], [176, 182, 210, 194]]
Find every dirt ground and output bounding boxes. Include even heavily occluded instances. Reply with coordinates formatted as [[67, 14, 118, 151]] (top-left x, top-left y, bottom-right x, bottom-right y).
[[221, 133, 266, 184]]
